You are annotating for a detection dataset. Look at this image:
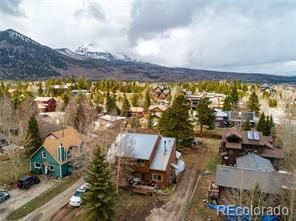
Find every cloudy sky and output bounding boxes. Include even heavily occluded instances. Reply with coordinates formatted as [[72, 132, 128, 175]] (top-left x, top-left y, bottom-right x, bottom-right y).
[[1, 0, 296, 75]]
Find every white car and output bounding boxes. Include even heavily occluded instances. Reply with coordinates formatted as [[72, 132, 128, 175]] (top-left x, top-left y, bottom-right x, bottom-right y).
[[69, 184, 88, 207]]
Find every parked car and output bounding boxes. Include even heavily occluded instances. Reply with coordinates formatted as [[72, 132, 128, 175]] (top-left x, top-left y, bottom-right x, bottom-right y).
[[17, 176, 40, 189], [69, 184, 88, 207], [0, 192, 10, 203]]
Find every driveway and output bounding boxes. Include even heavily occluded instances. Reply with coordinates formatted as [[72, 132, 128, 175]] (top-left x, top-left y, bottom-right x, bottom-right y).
[[146, 168, 200, 221], [0, 177, 56, 221], [21, 178, 84, 221]]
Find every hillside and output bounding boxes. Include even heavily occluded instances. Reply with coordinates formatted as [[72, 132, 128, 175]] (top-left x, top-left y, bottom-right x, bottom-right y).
[[0, 29, 295, 83]]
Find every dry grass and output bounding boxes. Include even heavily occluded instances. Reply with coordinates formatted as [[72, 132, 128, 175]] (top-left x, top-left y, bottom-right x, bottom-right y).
[[0, 153, 29, 188], [182, 138, 223, 221]]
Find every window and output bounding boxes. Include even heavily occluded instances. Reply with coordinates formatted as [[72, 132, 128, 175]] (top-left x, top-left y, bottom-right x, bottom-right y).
[[136, 159, 145, 166], [34, 162, 41, 169], [42, 151, 47, 159], [49, 165, 54, 171], [67, 150, 71, 159], [152, 174, 162, 182]]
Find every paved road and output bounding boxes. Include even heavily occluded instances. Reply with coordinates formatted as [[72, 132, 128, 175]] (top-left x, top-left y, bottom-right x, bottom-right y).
[[21, 178, 84, 221], [146, 168, 199, 221], [0, 178, 56, 221]]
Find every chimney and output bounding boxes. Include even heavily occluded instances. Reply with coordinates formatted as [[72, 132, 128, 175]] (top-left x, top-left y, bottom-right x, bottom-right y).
[[57, 144, 65, 162], [164, 140, 167, 155]]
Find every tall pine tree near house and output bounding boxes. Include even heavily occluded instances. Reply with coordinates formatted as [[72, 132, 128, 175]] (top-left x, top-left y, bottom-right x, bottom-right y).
[[243, 119, 251, 131], [121, 93, 130, 117], [143, 90, 151, 112], [222, 95, 232, 111], [256, 112, 266, 132], [247, 91, 261, 116], [196, 98, 216, 133], [24, 115, 42, 157], [82, 147, 116, 221], [230, 84, 239, 110], [158, 94, 193, 148]]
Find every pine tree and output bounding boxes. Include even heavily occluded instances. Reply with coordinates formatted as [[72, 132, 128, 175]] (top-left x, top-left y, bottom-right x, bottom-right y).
[[106, 92, 117, 115], [37, 82, 43, 96], [143, 90, 151, 111], [82, 147, 116, 221], [196, 98, 216, 132], [121, 93, 130, 117], [243, 119, 251, 131], [131, 93, 139, 107], [257, 112, 266, 132], [222, 95, 232, 111], [74, 101, 86, 133], [158, 95, 193, 148], [247, 91, 260, 116], [24, 115, 42, 157], [257, 113, 272, 136], [230, 84, 239, 109]]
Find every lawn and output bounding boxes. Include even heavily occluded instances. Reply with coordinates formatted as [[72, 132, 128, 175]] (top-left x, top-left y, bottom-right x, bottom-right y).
[[206, 155, 221, 174], [0, 153, 29, 188], [7, 175, 79, 220], [111, 190, 159, 221]]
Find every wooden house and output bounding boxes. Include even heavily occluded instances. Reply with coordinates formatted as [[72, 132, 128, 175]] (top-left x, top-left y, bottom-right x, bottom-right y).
[[107, 133, 184, 188], [219, 129, 284, 169], [29, 127, 84, 178], [34, 97, 57, 113]]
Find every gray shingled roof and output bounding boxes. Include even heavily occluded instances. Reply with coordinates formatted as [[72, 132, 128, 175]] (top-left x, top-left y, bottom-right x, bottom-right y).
[[215, 165, 290, 194], [236, 153, 273, 172]]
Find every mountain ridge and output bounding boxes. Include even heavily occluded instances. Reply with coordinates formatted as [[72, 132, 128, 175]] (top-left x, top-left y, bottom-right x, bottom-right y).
[[0, 29, 296, 83]]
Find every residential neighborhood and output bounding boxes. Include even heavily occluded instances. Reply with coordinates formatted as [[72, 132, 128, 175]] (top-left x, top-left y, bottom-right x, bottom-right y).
[[1, 2, 296, 220], [0, 79, 295, 221]]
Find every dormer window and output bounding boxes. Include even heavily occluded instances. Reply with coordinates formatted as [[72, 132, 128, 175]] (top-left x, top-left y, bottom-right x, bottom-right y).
[[42, 151, 47, 158]]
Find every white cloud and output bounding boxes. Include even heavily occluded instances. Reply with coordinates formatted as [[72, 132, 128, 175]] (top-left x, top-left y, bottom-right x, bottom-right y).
[[0, 0, 295, 75]]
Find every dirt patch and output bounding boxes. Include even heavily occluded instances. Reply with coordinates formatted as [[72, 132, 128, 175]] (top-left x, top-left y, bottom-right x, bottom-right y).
[[146, 168, 199, 221]]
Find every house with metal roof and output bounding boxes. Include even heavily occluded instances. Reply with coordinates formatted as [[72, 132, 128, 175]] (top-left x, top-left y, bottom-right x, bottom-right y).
[[29, 127, 84, 178], [107, 133, 184, 188]]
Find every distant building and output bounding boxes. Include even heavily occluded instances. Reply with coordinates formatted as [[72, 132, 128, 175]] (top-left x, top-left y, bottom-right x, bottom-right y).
[[34, 97, 57, 112], [29, 127, 84, 178], [95, 114, 127, 129], [130, 107, 144, 117], [70, 90, 88, 97], [107, 133, 184, 188], [214, 109, 229, 128], [148, 104, 168, 126], [228, 111, 256, 128]]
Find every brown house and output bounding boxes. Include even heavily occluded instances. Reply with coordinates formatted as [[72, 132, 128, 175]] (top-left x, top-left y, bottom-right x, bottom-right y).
[[107, 133, 184, 188], [34, 97, 57, 113], [220, 129, 284, 169]]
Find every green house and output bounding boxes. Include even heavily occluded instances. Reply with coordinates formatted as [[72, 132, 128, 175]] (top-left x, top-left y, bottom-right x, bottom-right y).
[[29, 127, 84, 178]]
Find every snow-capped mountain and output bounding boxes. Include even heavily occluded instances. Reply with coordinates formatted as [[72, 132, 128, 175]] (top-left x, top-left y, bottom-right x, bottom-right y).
[[57, 44, 136, 62], [1, 29, 296, 83]]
